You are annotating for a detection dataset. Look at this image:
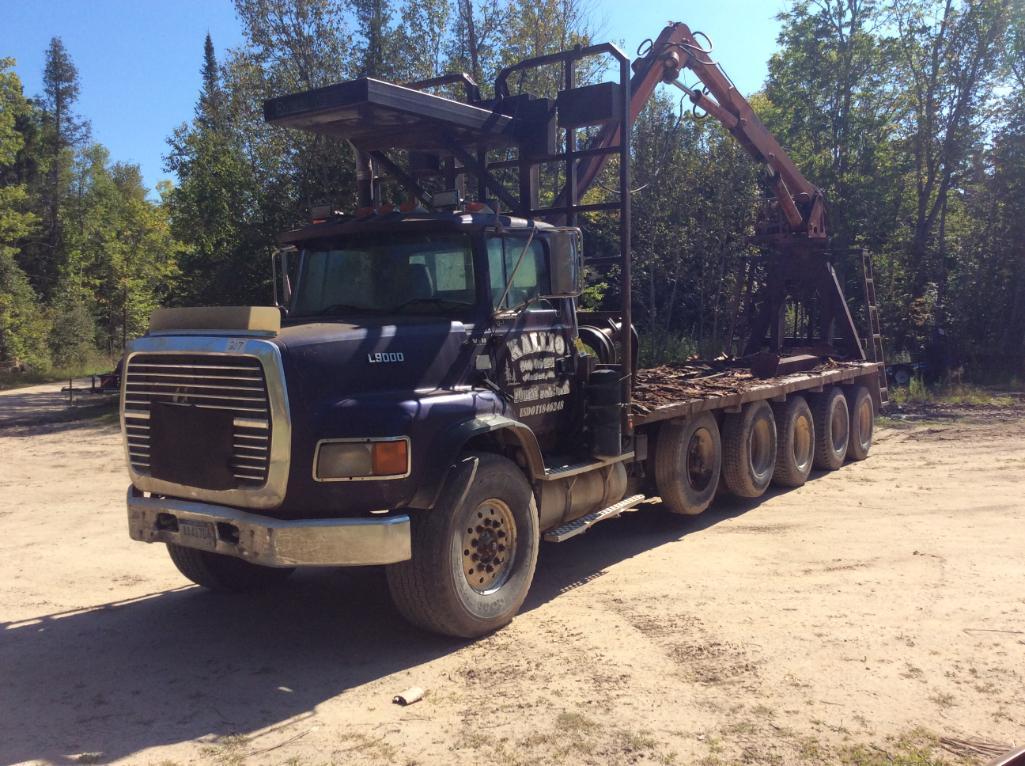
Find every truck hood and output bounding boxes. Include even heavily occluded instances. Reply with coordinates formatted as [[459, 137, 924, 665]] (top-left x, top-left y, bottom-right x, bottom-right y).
[[272, 317, 477, 400]]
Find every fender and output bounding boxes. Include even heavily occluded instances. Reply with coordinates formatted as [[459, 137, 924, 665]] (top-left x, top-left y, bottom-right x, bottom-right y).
[[415, 414, 545, 510]]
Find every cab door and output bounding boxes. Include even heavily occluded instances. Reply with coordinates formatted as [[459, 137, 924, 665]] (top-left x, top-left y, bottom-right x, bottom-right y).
[[486, 233, 578, 446]]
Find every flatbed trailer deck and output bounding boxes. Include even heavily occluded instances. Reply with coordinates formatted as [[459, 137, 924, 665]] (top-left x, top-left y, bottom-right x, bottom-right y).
[[632, 361, 882, 426]]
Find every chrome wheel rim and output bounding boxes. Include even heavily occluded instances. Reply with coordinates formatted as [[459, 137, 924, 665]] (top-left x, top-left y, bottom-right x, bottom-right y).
[[793, 413, 813, 472], [686, 427, 716, 492], [749, 417, 774, 478], [461, 499, 517, 594]]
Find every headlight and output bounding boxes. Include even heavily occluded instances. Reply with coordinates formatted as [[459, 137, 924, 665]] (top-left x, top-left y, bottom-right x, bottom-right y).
[[314, 438, 410, 481]]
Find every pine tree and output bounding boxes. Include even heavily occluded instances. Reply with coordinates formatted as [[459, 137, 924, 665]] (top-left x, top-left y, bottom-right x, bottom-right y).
[[30, 37, 90, 300], [352, 0, 395, 77], [198, 33, 224, 129]]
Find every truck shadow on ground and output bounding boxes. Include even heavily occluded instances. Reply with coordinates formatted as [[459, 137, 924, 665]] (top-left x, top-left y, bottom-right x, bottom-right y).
[[0, 489, 781, 764], [0, 394, 116, 432]]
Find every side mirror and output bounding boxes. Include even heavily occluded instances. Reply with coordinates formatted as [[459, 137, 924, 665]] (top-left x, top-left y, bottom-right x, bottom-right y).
[[543, 229, 583, 298], [271, 247, 296, 310]]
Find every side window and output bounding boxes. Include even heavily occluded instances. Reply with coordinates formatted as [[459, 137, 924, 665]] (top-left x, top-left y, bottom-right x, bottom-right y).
[[488, 236, 550, 310]]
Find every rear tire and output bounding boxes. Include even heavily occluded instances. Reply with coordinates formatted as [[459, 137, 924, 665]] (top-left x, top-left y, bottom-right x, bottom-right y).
[[654, 412, 722, 515], [386, 452, 539, 638], [772, 395, 815, 487], [846, 385, 874, 461], [722, 400, 777, 498], [811, 387, 849, 470], [166, 544, 294, 592]]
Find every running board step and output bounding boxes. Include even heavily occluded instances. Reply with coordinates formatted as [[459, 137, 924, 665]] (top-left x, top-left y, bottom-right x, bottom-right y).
[[543, 494, 647, 543]]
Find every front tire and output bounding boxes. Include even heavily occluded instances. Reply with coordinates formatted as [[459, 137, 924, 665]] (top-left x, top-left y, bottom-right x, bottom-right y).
[[386, 452, 539, 638], [166, 544, 294, 592]]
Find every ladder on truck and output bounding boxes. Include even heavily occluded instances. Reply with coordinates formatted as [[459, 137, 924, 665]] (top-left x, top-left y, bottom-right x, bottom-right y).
[[860, 249, 888, 405]]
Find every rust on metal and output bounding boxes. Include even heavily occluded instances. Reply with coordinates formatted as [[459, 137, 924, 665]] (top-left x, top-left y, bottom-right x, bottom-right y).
[[631, 360, 880, 426]]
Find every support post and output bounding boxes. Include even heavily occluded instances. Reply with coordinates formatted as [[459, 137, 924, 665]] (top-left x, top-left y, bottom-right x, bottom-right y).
[[352, 144, 374, 207], [619, 54, 633, 434]]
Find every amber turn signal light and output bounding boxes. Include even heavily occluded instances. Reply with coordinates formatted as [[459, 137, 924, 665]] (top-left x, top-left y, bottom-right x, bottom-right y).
[[372, 440, 409, 476]]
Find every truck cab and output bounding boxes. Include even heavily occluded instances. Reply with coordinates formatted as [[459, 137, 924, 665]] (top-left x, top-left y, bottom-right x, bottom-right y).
[[124, 207, 635, 637]]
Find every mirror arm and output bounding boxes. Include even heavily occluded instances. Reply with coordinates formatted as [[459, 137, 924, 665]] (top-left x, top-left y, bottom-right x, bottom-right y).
[[493, 226, 537, 314], [271, 247, 296, 313]]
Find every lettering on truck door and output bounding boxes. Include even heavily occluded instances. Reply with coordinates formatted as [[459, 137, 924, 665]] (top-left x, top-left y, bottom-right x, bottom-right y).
[[487, 234, 576, 441]]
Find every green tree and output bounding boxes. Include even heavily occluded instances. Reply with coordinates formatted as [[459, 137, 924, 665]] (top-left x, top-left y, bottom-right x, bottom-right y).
[[63, 146, 178, 353], [764, 0, 905, 254], [28, 37, 90, 299], [166, 34, 265, 306], [352, 0, 401, 77], [0, 59, 49, 369], [891, 0, 1013, 314], [447, 0, 510, 88], [198, 33, 225, 130], [399, 0, 453, 81]]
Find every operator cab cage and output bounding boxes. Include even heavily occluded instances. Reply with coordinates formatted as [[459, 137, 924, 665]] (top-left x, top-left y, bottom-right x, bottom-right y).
[[264, 43, 638, 417], [262, 45, 634, 227]]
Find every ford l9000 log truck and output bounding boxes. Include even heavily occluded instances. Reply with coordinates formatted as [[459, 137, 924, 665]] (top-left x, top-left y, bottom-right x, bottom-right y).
[[121, 23, 886, 637]]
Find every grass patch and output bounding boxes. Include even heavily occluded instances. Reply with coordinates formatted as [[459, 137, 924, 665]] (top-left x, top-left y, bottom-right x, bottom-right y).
[[338, 732, 399, 762], [928, 691, 956, 708], [459, 709, 676, 766], [0, 354, 115, 391], [889, 377, 1015, 407], [555, 711, 599, 733], [199, 733, 250, 766], [838, 729, 951, 765]]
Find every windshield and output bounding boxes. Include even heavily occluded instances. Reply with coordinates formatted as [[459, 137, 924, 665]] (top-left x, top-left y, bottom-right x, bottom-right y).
[[291, 232, 477, 317]]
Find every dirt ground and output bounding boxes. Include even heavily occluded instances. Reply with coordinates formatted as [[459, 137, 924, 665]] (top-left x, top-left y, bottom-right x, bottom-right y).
[[1, 383, 1024, 766]]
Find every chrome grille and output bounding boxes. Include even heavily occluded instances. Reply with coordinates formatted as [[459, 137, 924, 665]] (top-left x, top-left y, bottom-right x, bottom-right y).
[[124, 354, 271, 486]]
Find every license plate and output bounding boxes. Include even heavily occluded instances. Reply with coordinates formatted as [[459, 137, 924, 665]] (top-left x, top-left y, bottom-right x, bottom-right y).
[[178, 519, 216, 550]]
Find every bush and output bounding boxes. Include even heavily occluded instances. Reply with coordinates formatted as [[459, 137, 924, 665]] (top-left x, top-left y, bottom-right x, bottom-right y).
[[0, 250, 51, 371], [48, 283, 96, 368]]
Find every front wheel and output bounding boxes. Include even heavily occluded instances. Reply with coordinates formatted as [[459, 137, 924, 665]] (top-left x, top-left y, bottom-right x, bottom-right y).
[[386, 452, 539, 638]]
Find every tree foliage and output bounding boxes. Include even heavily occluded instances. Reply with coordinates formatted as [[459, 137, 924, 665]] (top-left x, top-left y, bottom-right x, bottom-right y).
[[1, 41, 179, 372], [3, 0, 1022, 379]]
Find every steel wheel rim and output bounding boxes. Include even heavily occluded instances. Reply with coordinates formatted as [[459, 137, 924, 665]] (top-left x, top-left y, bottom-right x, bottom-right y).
[[831, 402, 849, 453], [686, 427, 716, 492], [461, 499, 517, 595], [857, 399, 873, 449], [793, 413, 813, 472], [749, 417, 774, 478]]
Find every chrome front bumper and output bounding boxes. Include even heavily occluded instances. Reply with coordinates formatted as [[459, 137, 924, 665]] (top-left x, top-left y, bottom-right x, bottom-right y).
[[127, 489, 411, 567]]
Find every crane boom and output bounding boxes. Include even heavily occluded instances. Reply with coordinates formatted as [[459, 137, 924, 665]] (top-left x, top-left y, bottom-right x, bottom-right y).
[[571, 23, 827, 247]]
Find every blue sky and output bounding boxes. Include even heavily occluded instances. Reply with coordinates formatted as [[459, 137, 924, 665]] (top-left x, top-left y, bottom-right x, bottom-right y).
[[1, 1, 786, 195]]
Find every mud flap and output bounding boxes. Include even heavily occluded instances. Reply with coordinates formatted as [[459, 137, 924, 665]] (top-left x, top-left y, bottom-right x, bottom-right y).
[[431, 454, 480, 511]]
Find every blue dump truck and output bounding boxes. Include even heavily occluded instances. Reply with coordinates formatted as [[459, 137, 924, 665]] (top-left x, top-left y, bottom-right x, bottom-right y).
[[121, 23, 885, 637]]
